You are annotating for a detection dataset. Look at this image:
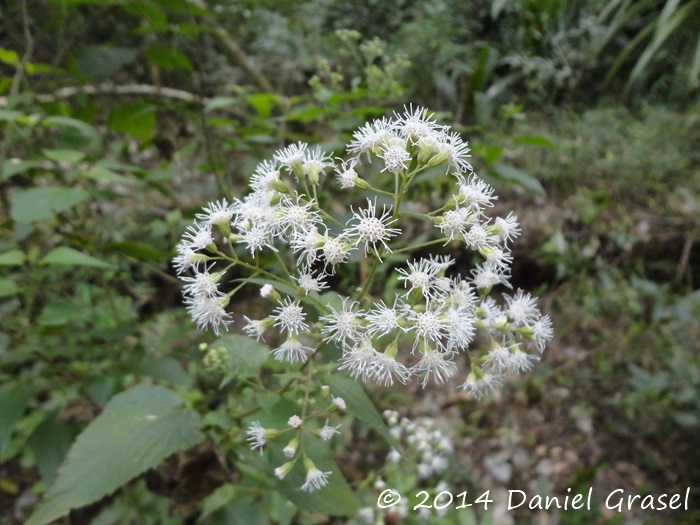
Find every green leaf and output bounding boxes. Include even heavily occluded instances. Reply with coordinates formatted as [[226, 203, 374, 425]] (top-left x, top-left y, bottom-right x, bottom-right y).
[[28, 414, 78, 485], [0, 278, 21, 297], [40, 247, 114, 269], [513, 135, 555, 148], [42, 149, 86, 164], [104, 241, 173, 261], [0, 250, 25, 266], [108, 102, 156, 140], [246, 93, 281, 118], [10, 187, 89, 223], [491, 163, 545, 195], [200, 483, 237, 521], [215, 334, 270, 379], [0, 383, 32, 461], [26, 384, 203, 525], [204, 96, 238, 113], [269, 435, 359, 517], [2, 159, 42, 180], [0, 109, 23, 122], [42, 116, 101, 143], [0, 48, 20, 65], [145, 46, 193, 71], [83, 165, 134, 184], [326, 374, 400, 451]]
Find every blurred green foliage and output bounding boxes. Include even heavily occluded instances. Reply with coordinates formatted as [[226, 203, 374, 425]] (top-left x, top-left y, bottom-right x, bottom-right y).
[[1, 0, 698, 524]]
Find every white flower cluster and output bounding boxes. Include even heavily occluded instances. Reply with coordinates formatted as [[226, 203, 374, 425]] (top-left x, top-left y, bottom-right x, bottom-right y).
[[175, 106, 552, 399], [244, 395, 346, 493], [384, 410, 453, 480]]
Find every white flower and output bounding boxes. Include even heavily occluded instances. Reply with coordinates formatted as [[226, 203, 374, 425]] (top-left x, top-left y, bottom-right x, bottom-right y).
[[243, 316, 269, 341], [181, 266, 222, 298], [272, 298, 309, 335], [302, 146, 335, 182], [464, 222, 494, 251], [239, 224, 277, 255], [530, 315, 553, 352], [379, 144, 411, 173], [471, 262, 511, 291], [182, 222, 214, 251], [260, 284, 274, 298], [485, 343, 515, 373], [394, 105, 440, 143], [320, 233, 352, 272], [494, 212, 521, 243], [444, 305, 476, 350], [184, 295, 231, 336], [509, 350, 540, 374], [320, 298, 364, 344], [339, 339, 409, 386], [173, 242, 204, 275], [273, 337, 312, 364], [274, 142, 308, 175], [456, 173, 496, 210], [250, 160, 281, 192], [460, 371, 502, 400], [195, 199, 234, 227], [438, 207, 472, 241], [407, 304, 451, 351], [277, 195, 322, 239], [283, 446, 296, 458], [300, 462, 332, 492], [335, 158, 360, 188], [347, 117, 395, 154], [506, 290, 540, 325], [397, 258, 439, 299], [290, 225, 324, 269], [331, 395, 346, 411], [319, 420, 341, 441], [411, 350, 457, 387], [364, 299, 404, 338], [345, 198, 400, 259], [288, 415, 303, 428], [246, 421, 267, 454], [295, 271, 328, 293], [435, 131, 473, 173]]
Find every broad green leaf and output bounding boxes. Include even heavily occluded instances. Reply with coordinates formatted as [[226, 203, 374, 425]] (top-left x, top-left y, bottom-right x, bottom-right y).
[[326, 374, 400, 451], [200, 483, 237, 521], [26, 384, 203, 525], [2, 159, 42, 180], [0, 383, 32, 460], [11, 187, 89, 223], [42, 116, 101, 143], [42, 149, 86, 164], [0, 278, 21, 297], [145, 46, 193, 71], [0, 250, 25, 266], [246, 93, 281, 118], [0, 48, 19, 65], [108, 102, 156, 140], [28, 414, 78, 485], [491, 163, 545, 195], [83, 166, 134, 184], [0, 109, 22, 122], [216, 334, 270, 379], [103, 241, 172, 261], [40, 247, 114, 269]]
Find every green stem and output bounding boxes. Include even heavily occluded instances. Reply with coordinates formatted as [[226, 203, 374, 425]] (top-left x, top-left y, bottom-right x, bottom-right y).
[[392, 237, 448, 254]]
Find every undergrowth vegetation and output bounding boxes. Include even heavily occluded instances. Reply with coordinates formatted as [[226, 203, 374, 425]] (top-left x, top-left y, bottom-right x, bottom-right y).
[[1, 1, 698, 524]]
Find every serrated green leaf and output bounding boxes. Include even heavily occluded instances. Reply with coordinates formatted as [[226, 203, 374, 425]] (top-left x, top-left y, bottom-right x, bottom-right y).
[[216, 334, 270, 379], [40, 247, 114, 269], [26, 384, 203, 525], [0, 250, 25, 266], [0, 278, 21, 297], [326, 374, 400, 451], [491, 163, 545, 195], [10, 186, 90, 223], [42, 149, 86, 164]]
